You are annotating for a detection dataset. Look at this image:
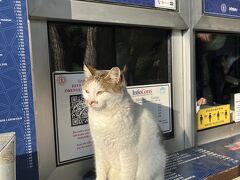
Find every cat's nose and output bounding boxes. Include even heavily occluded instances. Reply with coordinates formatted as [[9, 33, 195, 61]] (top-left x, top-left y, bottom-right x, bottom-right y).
[[89, 100, 97, 106]]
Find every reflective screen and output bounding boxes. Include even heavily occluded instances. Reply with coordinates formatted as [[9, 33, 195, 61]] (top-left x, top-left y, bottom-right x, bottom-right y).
[[196, 32, 240, 110], [48, 22, 172, 86]]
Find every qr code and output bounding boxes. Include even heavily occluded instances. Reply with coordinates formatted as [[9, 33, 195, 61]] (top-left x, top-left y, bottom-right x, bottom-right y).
[[70, 94, 88, 126]]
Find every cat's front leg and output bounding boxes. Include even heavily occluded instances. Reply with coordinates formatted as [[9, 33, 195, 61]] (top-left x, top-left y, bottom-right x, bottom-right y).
[[119, 149, 138, 180], [95, 149, 109, 180]]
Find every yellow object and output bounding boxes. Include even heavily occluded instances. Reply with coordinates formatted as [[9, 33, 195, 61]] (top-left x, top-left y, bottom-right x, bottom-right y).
[[197, 104, 230, 130]]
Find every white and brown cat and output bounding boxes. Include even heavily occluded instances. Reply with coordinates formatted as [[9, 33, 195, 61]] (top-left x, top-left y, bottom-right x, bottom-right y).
[[82, 64, 166, 180]]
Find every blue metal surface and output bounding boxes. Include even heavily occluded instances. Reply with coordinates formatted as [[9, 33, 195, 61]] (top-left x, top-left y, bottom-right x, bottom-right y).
[[0, 0, 39, 179], [166, 134, 240, 179], [203, 0, 240, 18], [101, 0, 155, 8]]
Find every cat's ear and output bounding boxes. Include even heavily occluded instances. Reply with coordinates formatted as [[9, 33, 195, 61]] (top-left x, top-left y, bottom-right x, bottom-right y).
[[83, 64, 95, 78], [105, 67, 121, 83]]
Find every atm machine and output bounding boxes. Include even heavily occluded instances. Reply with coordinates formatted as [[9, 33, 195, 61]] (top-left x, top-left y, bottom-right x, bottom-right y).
[[192, 0, 240, 145], [27, 0, 194, 179]]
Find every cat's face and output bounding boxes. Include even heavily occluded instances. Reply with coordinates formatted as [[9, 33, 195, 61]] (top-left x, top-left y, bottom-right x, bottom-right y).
[[82, 65, 124, 111]]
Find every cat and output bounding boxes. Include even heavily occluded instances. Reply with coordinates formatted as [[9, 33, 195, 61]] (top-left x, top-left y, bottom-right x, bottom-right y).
[[82, 64, 166, 180]]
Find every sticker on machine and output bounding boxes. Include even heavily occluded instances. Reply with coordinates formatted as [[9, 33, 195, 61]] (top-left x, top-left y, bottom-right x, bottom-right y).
[[197, 104, 230, 130], [154, 0, 176, 9], [127, 83, 172, 134], [52, 72, 93, 165]]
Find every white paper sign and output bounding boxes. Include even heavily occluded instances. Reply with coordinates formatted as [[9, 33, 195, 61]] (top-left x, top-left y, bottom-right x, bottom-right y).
[[234, 93, 240, 122], [154, 0, 176, 10], [53, 72, 93, 165], [127, 84, 172, 133], [0, 132, 16, 180]]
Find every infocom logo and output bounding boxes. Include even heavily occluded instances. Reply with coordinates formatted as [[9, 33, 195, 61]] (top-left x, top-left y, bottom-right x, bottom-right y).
[[132, 89, 152, 96]]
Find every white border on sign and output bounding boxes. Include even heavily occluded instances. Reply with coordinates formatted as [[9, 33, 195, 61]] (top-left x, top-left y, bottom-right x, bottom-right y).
[[52, 72, 94, 166], [127, 83, 172, 134]]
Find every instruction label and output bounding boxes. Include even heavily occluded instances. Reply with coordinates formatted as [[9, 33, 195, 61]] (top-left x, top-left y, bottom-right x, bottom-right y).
[[197, 105, 230, 130], [127, 83, 172, 134], [52, 72, 93, 165], [154, 0, 176, 9]]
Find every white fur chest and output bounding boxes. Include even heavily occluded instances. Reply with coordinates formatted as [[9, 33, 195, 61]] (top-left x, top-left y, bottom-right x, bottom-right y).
[[88, 107, 138, 150]]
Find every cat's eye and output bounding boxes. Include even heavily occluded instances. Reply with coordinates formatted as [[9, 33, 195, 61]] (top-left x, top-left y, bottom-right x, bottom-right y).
[[85, 90, 89, 94], [96, 91, 105, 96]]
